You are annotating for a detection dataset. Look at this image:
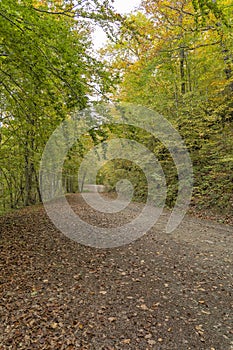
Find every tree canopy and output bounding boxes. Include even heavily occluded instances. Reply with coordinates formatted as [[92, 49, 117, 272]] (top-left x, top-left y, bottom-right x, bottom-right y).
[[0, 0, 118, 209], [99, 0, 233, 213], [1, 0, 232, 216]]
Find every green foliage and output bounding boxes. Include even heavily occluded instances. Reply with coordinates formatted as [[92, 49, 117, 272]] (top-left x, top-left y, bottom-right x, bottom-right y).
[[100, 0, 233, 214], [1, 0, 232, 217], [192, 0, 230, 27], [0, 0, 116, 212]]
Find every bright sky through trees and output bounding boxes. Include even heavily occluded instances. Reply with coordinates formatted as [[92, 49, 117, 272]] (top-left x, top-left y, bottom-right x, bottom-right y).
[[93, 0, 141, 49], [112, 0, 142, 14]]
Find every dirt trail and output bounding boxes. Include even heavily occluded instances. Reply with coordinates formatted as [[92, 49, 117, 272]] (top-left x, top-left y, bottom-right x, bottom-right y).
[[0, 194, 232, 349]]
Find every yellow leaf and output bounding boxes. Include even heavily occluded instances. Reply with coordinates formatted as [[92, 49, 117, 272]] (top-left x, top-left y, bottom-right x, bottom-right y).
[[50, 322, 58, 329]]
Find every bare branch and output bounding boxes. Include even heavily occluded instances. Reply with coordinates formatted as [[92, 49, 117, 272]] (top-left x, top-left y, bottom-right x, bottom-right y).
[[160, 40, 221, 54], [32, 6, 76, 18], [164, 4, 195, 17]]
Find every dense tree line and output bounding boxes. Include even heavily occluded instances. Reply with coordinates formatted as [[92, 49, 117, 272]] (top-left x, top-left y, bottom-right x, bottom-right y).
[[0, 0, 117, 211], [99, 0, 233, 214]]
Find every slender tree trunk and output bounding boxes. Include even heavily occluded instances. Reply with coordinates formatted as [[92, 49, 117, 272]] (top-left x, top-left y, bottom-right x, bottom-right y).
[[180, 47, 186, 95], [80, 170, 87, 193], [33, 164, 42, 202], [24, 139, 34, 206], [2, 169, 14, 208]]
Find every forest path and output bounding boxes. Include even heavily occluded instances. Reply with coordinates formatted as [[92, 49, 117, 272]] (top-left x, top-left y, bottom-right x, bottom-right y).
[[0, 194, 232, 349]]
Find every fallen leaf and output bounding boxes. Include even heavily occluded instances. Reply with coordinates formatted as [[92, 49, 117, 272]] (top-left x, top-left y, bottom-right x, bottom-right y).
[[201, 310, 211, 315], [50, 322, 58, 329], [145, 334, 152, 339], [139, 304, 148, 310]]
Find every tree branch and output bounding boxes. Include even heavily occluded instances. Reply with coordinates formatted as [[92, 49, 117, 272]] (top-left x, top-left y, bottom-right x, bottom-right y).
[[0, 11, 24, 32], [32, 6, 76, 18], [160, 41, 221, 54]]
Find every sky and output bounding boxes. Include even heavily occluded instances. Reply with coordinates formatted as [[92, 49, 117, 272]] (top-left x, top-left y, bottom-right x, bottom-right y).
[[93, 0, 142, 49], [112, 0, 141, 14]]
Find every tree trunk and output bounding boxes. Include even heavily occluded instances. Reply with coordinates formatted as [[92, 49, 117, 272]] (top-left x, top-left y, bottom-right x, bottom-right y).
[[24, 140, 34, 206], [180, 47, 186, 95]]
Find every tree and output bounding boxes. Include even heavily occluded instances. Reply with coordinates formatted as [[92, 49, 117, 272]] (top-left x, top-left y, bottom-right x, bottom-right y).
[[100, 0, 233, 213], [0, 0, 118, 211]]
